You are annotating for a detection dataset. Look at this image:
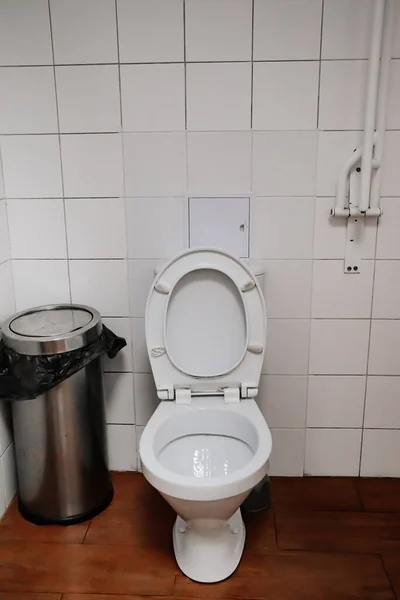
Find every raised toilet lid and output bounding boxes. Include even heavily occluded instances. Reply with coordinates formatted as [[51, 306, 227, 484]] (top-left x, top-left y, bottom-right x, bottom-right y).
[[145, 248, 266, 400]]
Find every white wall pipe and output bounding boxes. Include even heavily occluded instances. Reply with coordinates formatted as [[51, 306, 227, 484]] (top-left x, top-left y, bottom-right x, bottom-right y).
[[368, 0, 395, 215], [359, 0, 386, 213]]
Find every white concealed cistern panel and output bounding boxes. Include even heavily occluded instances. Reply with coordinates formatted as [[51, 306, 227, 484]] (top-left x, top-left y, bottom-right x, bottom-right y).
[[189, 197, 249, 258]]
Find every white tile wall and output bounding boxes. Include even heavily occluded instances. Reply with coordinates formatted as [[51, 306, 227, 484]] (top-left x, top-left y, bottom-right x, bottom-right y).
[[0, 0, 52, 66], [253, 132, 317, 196], [56, 66, 120, 133], [8, 199, 67, 259], [0, 67, 57, 134], [307, 376, 365, 428], [0, 0, 400, 479], [253, 0, 322, 60], [309, 320, 370, 375], [61, 134, 124, 197], [361, 430, 400, 477], [1, 135, 63, 198], [65, 198, 126, 259], [185, 0, 252, 62], [253, 62, 319, 131], [124, 133, 186, 197], [121, 64, 185, 132], [126, 198, 186, 259], [117, 0, 184, 63], [187, 132, 251, 195], [305, 429, 362, 476], [13, 260, 70, 311], [69, 260, 129, 317], [364, 377, 400, 429], [50, 0, 118, 65], [186, 63, 251, 131]]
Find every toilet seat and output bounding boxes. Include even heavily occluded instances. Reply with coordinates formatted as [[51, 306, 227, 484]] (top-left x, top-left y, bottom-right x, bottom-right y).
[[145, 247, 266, 401], [139, 396, 272, 501]]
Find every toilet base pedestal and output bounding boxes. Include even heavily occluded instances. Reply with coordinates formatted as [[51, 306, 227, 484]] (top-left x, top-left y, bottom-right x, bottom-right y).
[[172, 509, 245, 583]]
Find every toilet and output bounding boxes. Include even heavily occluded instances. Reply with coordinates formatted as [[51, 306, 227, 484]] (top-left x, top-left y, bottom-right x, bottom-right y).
[[139, 247, 272, 583]]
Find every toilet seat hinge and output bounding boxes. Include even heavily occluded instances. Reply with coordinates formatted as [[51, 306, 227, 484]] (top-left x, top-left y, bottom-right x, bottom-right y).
[[224, 387, 240, 403], [176, 388, 192, 404]]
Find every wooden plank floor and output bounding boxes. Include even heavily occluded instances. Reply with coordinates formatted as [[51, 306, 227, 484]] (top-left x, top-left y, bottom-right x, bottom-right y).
[[0, 473, 400, 600]]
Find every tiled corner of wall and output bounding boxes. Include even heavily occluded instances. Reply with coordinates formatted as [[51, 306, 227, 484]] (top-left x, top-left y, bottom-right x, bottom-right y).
[[0, 0, 400, 478]]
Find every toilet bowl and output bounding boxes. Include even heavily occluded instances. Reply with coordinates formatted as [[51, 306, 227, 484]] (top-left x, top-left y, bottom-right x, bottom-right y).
[[139, 247, 272, 583]]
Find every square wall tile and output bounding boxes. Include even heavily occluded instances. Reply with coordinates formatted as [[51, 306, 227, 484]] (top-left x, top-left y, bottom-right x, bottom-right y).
[[185, 0, 252, 61], [1, 444, 16, 505], [187, 133, 251, 195], [373, 261, 400, 319], [187, 63, 251, 131], [66, 198, 126, 259], [253, 132, 317, 196], [253, 62, 318, 131], [257, 375, 307, 428], [102, 317, 133, 373], [309, 319, 370, 375], [319, 61, 368, 130], [251, 197, 315, 259], [13, 260, 70, 312], [314, 197, 377, 259], [56, 66, 120, 133], [0, 402, 12, 456], [128, 260, 158, 318], [0, 200, 10, 265], [0, 262, 15, 323], [365, 377, 400, 429], [263, 320, 310, 375], [131, 318, 150, 373], [305, 429, 362, 476], [61, 134, 123, 198], [134, 373, 159, 426], [106, 424, 136, 471], [386, 60, 400, 129], [369, 320, 400, 375], [8, 199, 67, 259], [361, 429, 400, 477], [117, 0, 184, 63], [121, 64, 184, 132], [393, 3, 400, 58], [322, 0, 373, 59], [377, 199, 400, 259], [0, 0, 52, 66], [124, 133, 186, 197], [263, 260, 312, 318], [126, 198, 185, 259], [50, 0, 117, 64], [269, 429, 305, 476], [0, 67, 57, 134], [70, 260, 129, 317], [254, 0, 322, 60], [381, 132, 400, 196], [307, 376, 365, 428], [1, 136, 62, 198], [316, 131, 362, 197], [311, 260, 374, 318], [104, 373, 135, 424]]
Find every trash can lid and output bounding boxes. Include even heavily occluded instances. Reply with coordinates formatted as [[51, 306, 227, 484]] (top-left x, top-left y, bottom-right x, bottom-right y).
[[1, 304, 102, 356]]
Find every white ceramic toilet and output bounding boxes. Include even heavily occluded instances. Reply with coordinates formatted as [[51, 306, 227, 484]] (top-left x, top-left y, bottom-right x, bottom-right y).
[[139, 247, 272, 583]]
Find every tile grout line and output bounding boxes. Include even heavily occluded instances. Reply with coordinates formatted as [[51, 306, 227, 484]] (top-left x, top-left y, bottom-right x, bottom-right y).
[[47, 0, 72, 303]]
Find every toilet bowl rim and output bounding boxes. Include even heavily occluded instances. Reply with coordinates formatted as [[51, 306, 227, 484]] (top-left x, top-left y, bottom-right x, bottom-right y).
[[139, 399, 272, 502]]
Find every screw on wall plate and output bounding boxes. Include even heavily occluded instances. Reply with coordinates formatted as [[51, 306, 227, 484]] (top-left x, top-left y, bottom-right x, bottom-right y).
[[356, 167, 361, 172], [347, 266, 352, 271], [350, 239, 354, 242], [354, 266, 358, 271]]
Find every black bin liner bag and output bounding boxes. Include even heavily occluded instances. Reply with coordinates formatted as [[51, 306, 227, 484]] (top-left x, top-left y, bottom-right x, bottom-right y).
[[0, 325, 126, 401]]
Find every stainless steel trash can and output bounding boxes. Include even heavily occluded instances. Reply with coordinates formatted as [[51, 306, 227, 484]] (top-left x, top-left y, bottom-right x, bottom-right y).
[[1, 304, 113, 525]]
